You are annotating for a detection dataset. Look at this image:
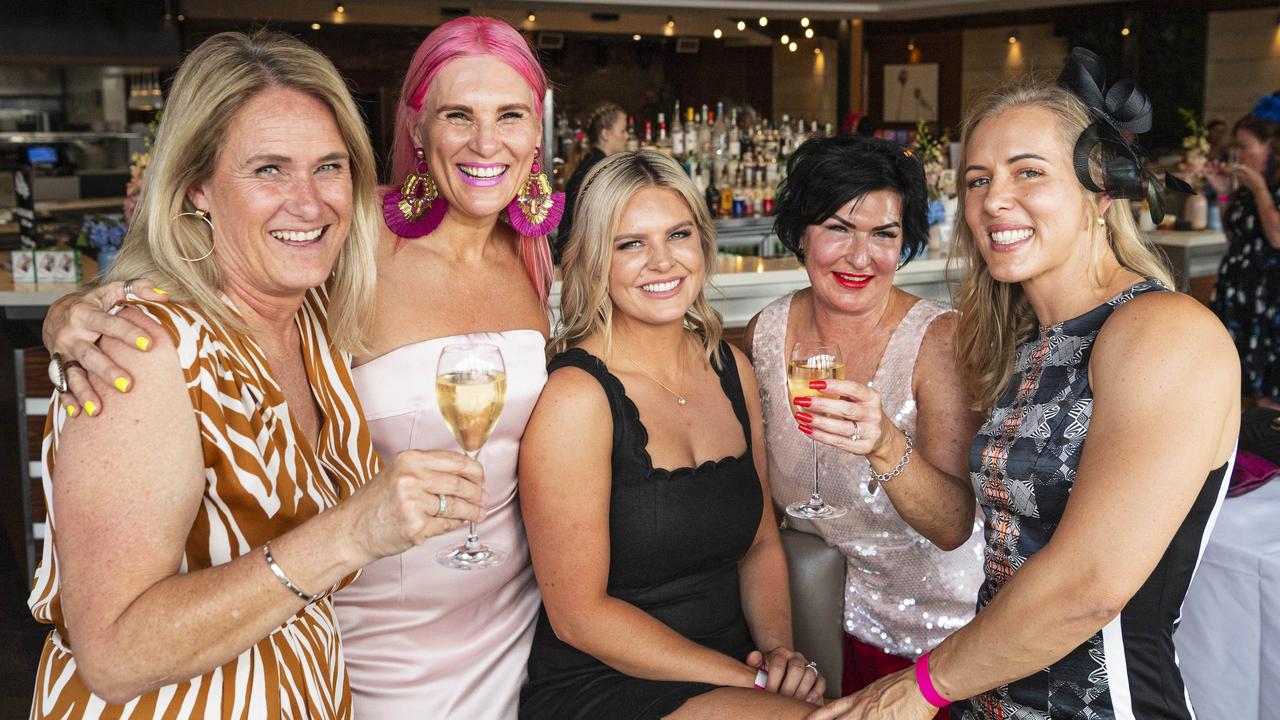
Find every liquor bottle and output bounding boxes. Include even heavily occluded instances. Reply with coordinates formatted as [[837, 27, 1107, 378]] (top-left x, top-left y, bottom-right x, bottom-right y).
[[643, 119, 653, 148], [705, 172, 720, 217], [625, 115, 639, 152], [728, 109, 741, 160], [698, 105, 713, 159], [762, 179, 776, 216], [713, 104, 728, 158], [656, 113, 673, 155], [684, 106, 698, 163], [719, 176, 734, 219], [670, 105, 684, 158]]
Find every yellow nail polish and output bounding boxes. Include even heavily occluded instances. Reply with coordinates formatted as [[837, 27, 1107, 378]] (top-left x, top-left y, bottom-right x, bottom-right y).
[[65, 404, 78, 418], [152, 287, 168, 295], [114, 377, 130, 393], [84, 401, 98, 417], [135, 336, 151, 351]]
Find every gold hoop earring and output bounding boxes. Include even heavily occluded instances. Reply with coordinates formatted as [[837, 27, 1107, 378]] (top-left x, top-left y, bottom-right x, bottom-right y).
[[171, 209, 214, 262]]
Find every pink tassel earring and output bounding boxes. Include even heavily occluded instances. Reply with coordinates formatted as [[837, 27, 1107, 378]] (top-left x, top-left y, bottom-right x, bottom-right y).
[[506, 146, 565, 236], [383, 147, 448, 238]]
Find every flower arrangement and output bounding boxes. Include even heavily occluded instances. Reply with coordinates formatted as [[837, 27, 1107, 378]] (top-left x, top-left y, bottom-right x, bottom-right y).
[[1177, 108, 1210, 190], [913, 119, 952, 225], [124, 111, 161, 226], [78, 214, 127, 257]]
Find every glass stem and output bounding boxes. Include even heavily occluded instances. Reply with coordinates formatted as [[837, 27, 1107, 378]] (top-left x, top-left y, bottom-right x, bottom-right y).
[[810, 436, 822, 506], [465, 449, 482, 550]]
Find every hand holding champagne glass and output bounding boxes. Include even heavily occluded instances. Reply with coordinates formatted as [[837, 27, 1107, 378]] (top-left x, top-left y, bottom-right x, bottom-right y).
[[436, 343, 508, 570], [787, 342, 848, 520]]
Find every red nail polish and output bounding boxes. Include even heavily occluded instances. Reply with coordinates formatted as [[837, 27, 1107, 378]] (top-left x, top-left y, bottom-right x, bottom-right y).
[[793, 396, 812, 407], [798, 424, 813, 435], [795, 411, 813, 423], [808, 380, 827, 391]]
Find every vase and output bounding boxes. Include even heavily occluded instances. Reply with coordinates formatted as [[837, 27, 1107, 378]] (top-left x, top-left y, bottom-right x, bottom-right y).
[[97, 247, 118, 273], [1183, 193, 1208, 231]]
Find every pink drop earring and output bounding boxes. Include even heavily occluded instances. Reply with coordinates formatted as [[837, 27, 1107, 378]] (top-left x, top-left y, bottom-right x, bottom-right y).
[[506, 145, 565, 236], [383, 147, 448, 237]]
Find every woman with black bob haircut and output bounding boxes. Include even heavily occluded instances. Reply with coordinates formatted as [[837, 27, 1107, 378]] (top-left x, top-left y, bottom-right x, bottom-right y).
[[742, 134, 983, 713], [773, 135, 930, 265]]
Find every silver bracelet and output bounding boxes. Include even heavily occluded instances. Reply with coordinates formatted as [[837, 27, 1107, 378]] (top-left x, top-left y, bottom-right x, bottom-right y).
[[869, 431, 914, 486], [263, 542, 319, 603]]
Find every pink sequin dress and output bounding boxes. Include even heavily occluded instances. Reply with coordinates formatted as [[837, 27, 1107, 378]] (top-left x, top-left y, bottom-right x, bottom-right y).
[[334, 330, 546, 719], [753, 293, 984, 659]]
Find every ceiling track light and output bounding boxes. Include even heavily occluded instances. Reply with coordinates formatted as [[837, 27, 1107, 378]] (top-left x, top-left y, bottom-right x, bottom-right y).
[[780, 34, 790, 45], [907, 38, 916, 51], [527, 10, 536, 22], [334, 1, 345, 13], [788, 41, 797, 52], [801, 17, 810, 28], [759, 16, 768, 27], [805, 28, 814, 39], [737, 20, 746, 31], [666, 15, 675, 29], [311, 22, 321, 30], [1008, 29, 1020, 44], [713, 28, 722, 39]]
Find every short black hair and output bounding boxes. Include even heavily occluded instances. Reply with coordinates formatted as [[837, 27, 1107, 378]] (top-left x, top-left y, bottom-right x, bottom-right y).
[[773, 134, 929, 266]]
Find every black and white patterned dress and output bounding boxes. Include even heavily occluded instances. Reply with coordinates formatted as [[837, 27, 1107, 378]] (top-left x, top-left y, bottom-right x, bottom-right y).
[[1211, 184, 1280, 401], [955, 281, 1231, 720]]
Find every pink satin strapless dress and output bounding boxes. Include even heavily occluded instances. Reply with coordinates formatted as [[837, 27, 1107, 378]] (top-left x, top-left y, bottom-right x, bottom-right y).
[[334, 330, 546, 719]]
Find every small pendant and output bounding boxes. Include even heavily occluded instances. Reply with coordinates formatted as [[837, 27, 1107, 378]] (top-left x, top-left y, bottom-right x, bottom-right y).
[[677, 397, 687, 406]]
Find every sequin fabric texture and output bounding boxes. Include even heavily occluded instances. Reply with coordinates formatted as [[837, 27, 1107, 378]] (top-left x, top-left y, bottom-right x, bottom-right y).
[[754, 293, 984, 660]]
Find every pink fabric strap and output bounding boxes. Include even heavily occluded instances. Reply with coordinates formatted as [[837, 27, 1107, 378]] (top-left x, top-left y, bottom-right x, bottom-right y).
[[914, 651, 951, 708]]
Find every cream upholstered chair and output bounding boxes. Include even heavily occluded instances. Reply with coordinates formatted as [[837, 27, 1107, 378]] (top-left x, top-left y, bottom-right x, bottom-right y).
[[779, 526, 845, 699]]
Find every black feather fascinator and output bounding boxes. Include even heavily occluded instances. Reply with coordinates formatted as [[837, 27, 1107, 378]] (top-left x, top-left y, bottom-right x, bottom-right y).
[[1056, 47, 1194, 224]]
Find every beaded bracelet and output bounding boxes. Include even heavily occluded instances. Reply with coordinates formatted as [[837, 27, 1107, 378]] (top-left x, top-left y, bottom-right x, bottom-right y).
[[869, 431, 914, 486], [264, 541, 319, 603]]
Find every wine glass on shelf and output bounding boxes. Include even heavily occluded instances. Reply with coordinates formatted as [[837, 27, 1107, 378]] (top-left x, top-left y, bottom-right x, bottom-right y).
[[787, 342, 848, 520], [435, 343, 509, 570]]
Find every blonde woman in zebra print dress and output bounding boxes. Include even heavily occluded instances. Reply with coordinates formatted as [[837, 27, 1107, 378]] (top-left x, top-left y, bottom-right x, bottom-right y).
[[27, 32, 486, 718]]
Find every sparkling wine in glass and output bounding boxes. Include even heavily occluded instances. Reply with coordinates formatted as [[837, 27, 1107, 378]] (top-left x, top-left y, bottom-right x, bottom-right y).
[[787, 343, 848, 520], [435, 343, 509, 570]]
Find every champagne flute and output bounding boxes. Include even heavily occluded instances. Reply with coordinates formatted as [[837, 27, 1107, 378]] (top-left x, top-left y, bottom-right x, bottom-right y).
[[1226, 147, 1240, 193], [435, 343, 509, 570], [786, 342, 848, 520]]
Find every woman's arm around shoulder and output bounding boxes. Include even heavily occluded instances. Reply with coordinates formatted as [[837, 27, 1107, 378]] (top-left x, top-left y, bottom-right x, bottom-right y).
[[519, 358, 761, 688]]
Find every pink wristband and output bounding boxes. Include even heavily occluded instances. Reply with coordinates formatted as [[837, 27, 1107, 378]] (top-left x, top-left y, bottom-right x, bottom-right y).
[[914, 651, 951, 708]]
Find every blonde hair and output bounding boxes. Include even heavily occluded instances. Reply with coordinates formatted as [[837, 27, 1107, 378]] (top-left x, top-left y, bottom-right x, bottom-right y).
[[950, 77, 1174, 413], [108, 30, 378, 353], [553, 150, 723, 365]]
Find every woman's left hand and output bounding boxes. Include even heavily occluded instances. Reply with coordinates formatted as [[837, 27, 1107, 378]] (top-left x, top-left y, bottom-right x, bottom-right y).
[[805, 667, 937, 719], [746, 647, 826, 705], [794, 378, 899, 466]]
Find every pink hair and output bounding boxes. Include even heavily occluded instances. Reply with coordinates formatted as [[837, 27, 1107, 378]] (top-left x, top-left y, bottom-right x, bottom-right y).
[[391, 17, 553, 307]]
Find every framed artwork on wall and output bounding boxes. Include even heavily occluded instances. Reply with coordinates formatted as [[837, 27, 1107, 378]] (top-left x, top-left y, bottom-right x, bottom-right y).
[[883, 63, 938, 123]]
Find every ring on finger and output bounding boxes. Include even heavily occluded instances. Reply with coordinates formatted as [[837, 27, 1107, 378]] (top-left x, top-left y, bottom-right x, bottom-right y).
[[849, 420, 860, 442], [805, 660, 819, 674], [123, 277, 140, 298], [434, 494, 449, 518]]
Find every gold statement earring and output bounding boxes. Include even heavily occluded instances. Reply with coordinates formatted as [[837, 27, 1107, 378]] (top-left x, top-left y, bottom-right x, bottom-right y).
[[170, 209, 215, 262]]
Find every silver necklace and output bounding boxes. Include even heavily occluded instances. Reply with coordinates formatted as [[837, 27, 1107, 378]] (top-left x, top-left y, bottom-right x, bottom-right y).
[[622, 353, 688, 406]]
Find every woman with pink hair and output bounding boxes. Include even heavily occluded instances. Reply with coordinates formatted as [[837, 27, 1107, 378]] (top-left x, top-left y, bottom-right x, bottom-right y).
[[42, 17, 563, 718]]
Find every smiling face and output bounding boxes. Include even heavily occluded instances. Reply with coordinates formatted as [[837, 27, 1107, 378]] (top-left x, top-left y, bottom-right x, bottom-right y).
[[188, 85, 352, 303], [414, 55, 541, 221], [962, 105, 1108, 286], [802, 188, 904, 315], [608, 186, 705, 329]]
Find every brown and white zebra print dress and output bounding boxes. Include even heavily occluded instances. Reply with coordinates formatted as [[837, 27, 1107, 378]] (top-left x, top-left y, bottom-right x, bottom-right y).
[[28, 287, 380, 719]]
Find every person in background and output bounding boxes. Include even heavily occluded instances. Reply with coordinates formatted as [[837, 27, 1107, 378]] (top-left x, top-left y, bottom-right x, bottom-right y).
[[557, 101, 627, 261], [28, 30, 484, 717], [813, 50, 1239, 720], [1205, 93, 1280, 409], [519, 151, 822, 719], [742, 135, 982, 718]]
